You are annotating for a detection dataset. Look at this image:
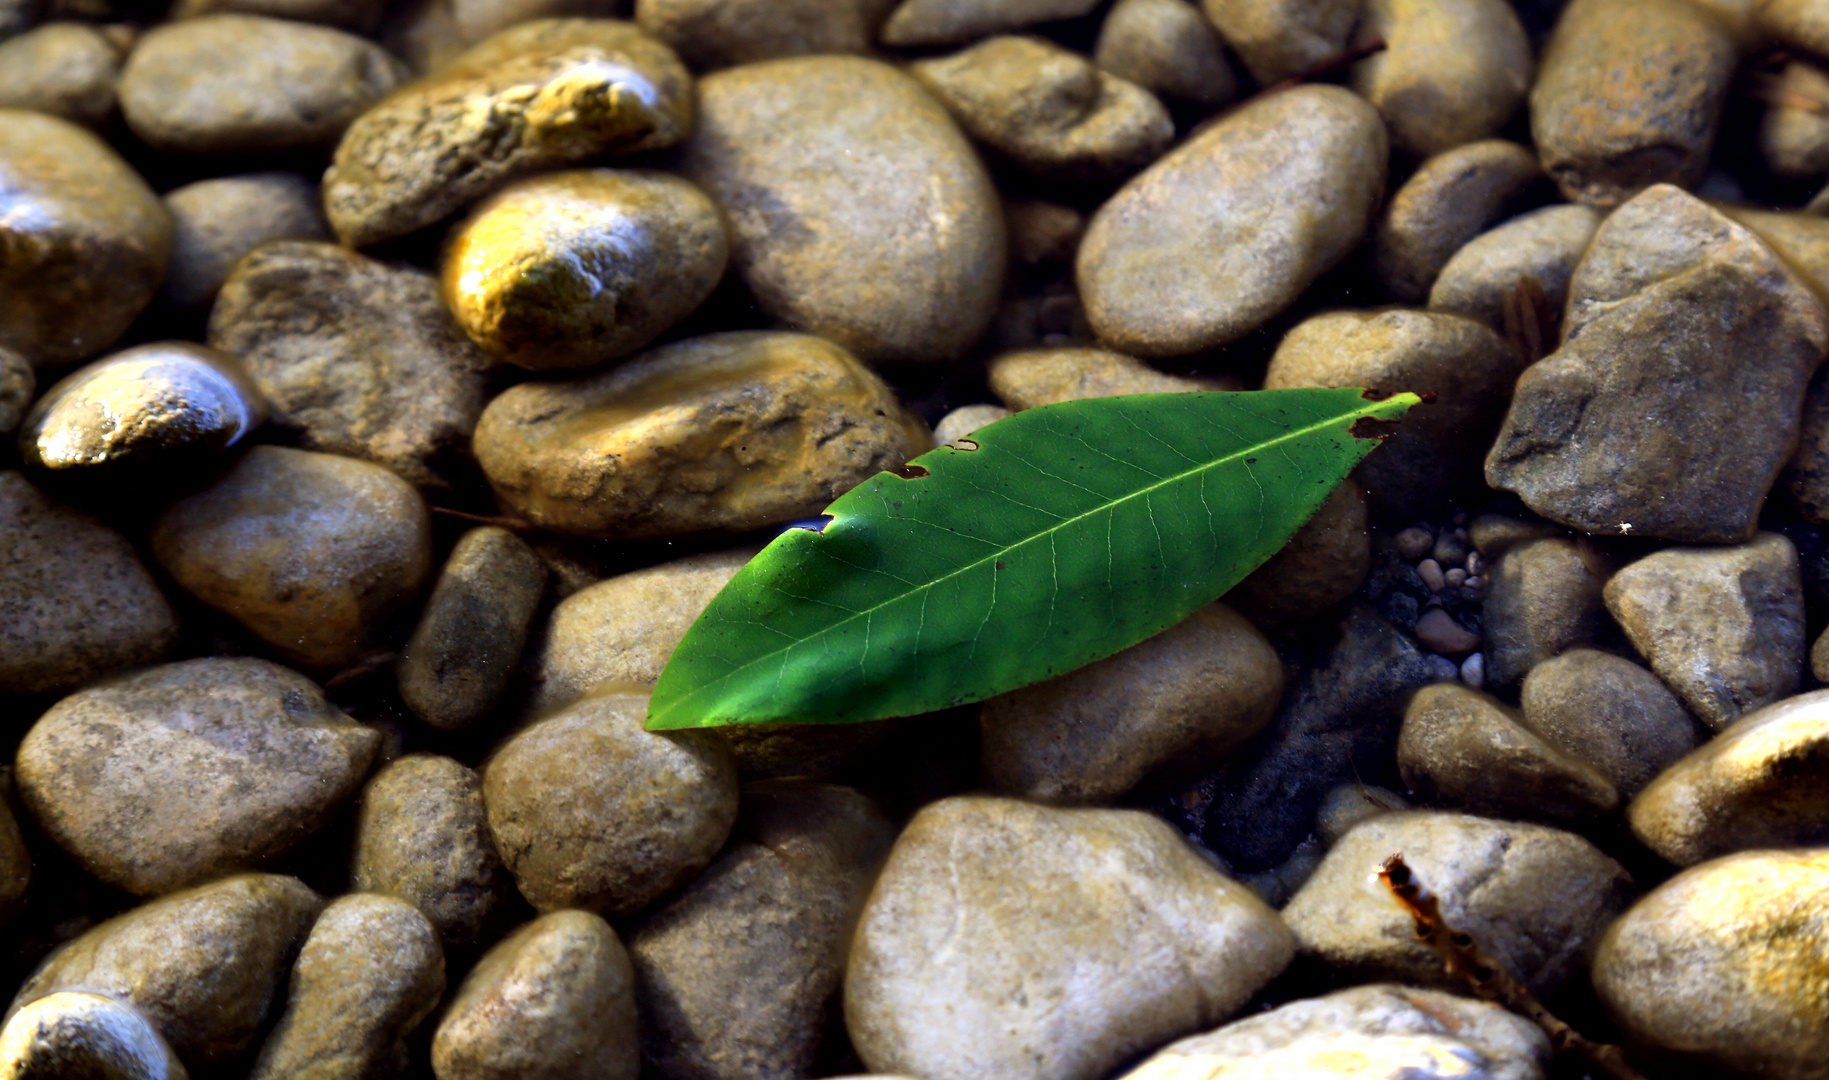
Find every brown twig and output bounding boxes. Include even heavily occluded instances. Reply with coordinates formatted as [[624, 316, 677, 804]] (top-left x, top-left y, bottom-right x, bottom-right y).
[[1501, 275, 1555, 365], [431, 505, 536, 532], [1377, 853, 1648, 1080], [322, 651, 398, 691], [1746, 70, 1829, 113], [1251, 38, 1389, 101]]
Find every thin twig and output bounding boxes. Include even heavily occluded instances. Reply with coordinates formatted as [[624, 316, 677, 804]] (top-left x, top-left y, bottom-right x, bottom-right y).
[[1376, 853, 1648, 1080], [431, 505, 536, 532], [322, 651, 398, 691], [1501, 275, 1554, 364]]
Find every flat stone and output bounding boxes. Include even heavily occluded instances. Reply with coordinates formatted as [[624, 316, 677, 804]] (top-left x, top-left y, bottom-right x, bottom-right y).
[[208, 241, 496, 490], [879, 0, 1098, 47], [912, 35, 1173, 184], [324, 18, 693, 248], [635, 0, 893, 69], [1372, 140, 1542, 303], [1094, 0, 1236, 108], [1486, 186, 1829, 541], [1593, 848, 1829, 1079], [0, 992, 186, 1080], [443, 169, 727, 371], [149, 446, 433, 670], [16, 657, 381, 896], [1229, 480, 1370, 628], [1116, 984, 1550, 1080], [1530, 0, 1736, 206], [1603, 533, 1805, 731], [1265, 308, 1523, 521], [1199, 0, 1358, 86], [474, 331, 928, 539], [1078, 85, 1386, 358], [398, 526, 546, 730], [1428, 204, 1601, 336], [986, 346, 1221, 409], [0, 109, 171, 367], [0, 21, 124, 128], [679, 56, 1005, 366], [846, 796, 1293, 1080], [18, 342, 266, 472], [981, 603, 1283, 804], [629, 782, 897, 1080], [1349, 0, 1531, 157], [160, 173, 330, 318], [7, 874, 323, 1065], [119, 14, 404, 155], [1284, 811, 1637, 995], [1518, 649, 1703, 800], [1479, 537, 1606, 687], [351, 753, 509, 950], [0, 348, 30, 439], [432, 910, 639, 1080], [1397, 682, 1619, 824], [483, 688, 738, 917], [248, 894, 444, 1080]]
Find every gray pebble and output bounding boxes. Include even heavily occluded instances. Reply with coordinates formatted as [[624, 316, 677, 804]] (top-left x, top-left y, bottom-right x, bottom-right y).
[[879, 0, 1099, 47], [0, 21, 123, 127], [1372, 139, 1542, 303], [1480, 537, 1607, 688], [161, 173, 330, 318], [1428, 204, 1602, 334], [1094, 0, 1235, 108], [634, 0, 893, 69], [398, 527, 546, 730], [1518, 649, 1702, 800]]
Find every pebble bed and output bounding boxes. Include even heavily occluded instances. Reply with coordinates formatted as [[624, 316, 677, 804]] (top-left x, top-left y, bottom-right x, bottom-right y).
[[3, 0, 1829, 1078]]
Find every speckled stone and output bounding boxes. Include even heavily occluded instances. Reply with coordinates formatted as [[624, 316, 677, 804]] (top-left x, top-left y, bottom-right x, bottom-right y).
[[0, 471, 178, 697], [7, 874, 323, 1065], [1229, 480, 1369, 628], [0, 109, 171, 367], [0, 992, 187, 1080], [442, 169, 727, 371], [634, 0, 893, 68], [209, 241, 495, 490], [987, 346, 1223, 409], [1077, 85, 1386, 358], [149, 446, 433, 669], [680, 56, 1005, 366], [474, 331, 928, 539], [160, 173, 330, 317], [1200, 0, 1359, 86], [325, 19, 693, 248], [1519, 649, 1704, 801], [879, 0, 1099, 47], [1428, 204, 1602, 333], [483, 688, 738, 917], [0, 21, 124, 128], [398, 527, 545, 731], [1372, 140, 1543, 303], [1348, 0, 1530, 157], [119, 15, 404, 155], [0, 348, 31, 439], [1094, 0, 1236, 108]]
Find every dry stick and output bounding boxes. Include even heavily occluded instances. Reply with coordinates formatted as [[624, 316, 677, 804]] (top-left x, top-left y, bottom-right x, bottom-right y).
[[322, 651, 399, 691], [431, 505, 537, 532], [1501, 275, 1554, 366], [1376, 853, 1648, 1080]]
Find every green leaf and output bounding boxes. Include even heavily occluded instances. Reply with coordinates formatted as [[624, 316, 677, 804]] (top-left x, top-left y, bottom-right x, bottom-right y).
[[647, 388, 1419, 730]]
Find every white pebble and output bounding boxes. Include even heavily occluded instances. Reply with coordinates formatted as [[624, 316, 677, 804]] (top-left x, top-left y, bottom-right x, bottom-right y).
[[1459, 652, 1485, 690]]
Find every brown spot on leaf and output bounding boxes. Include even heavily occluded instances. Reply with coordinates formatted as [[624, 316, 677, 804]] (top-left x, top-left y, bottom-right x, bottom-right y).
[[1351, 416, 1404, 440], [895, 464, 931, 479]]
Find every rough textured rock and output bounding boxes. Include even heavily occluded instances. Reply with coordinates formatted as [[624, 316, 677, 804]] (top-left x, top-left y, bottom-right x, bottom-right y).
[[1372, 140, 1543, 303], [981, 603, 1283, 804], [0, 348, 30, 439], [1603, 533, 1805, 731], [879, 0, 1099, 47], [1397, 682, 1619, 823], [634, 0, 892, 69], [0, 21, 123, 128], [1518, 649, 1703, 801], [431, 910, 639, 1080], [1479, 537, 1607, 688], [1265, 308, 1524, 521], [149, 446, 433, 669], [119, 15, 404, 155], [1428, 204, 1602, 337], [18, 343, 266, 472], [1530, 0, 1736, 206], [1348, 0, 1530, 157], [160, 173, 330, 318], [847, 796, 1293, 1080], [680, 56, 1004, 366], [325, 19, 693, 248], [986, 346, 1221, 409], [0, 109, 171, 367], [248, 894, 444, 1080], [7, 874, 323, 1065], [398, 527, 546, 730], [1285, 811, 1637, 994], [16, 657, 379, 897], [1078, 85, 1386, 358], [0, 992, 187, 1080], [1229, 480, 1370, 627], [484, 689, 738, 917], [629, 783, 897, 1080], [475, 332, 928, 539], [443, 169, 728, 371], [912, 35, 1173, 184], [208, 241, 495, 490], [1093, 0, 1235, 108], [1486, 186, 1829, 542], [351, 754, 509, 950], [1199, 0, 1359, 86], [1116, 984, 1550, 1080], [0, 472, 178, 696], [1593, 848, 1829, 1080]]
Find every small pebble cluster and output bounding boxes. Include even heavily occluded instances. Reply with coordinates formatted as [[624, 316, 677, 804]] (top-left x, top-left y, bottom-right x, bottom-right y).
[[5, 0, 1829, 1079]]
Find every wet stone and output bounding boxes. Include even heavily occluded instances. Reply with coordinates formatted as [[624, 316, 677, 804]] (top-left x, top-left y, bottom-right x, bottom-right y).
[[987, 346, 1222, 410], [160, 173, 331, 319], [1348, 0, 1531, 158], [208, 241, 495, 490], [1078, 85, 1386, 358], [0, 992, 187, 1080], [0, 109, 171, 367], [398, 527, 546, 731], [149, 446, 433, 670], [1428, 204, 1602, 334], [1199, 0, 1358, 86], [1229, 480, 1370, 628], [1093, 0, 1236, 109], [0, 21, 123, 128], [878, 0, 1099, 48], [442, 168, 727, 371], [119, 15, 404, 155], [325, 18, 693, 248], [474, 331, 928, 539], [431, 910, 639, 1080], [634, 0, 893, 69], [1479, 537, 1607, 688], [0, 348, 30, 439], [0, 471, 179, 697], [7, 874, 323, 1066], [17, 342, 266, 472], [1372, 139, 1543, 303], [680, 55, 1005, 367], [912, 35, 1173, 185], [1518, 649, 1703, 801]]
